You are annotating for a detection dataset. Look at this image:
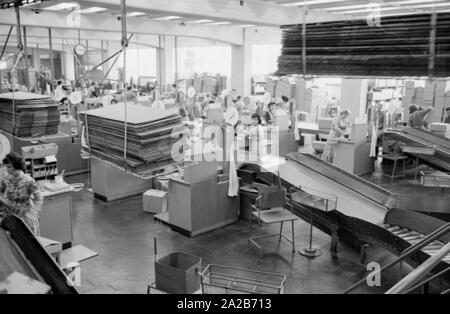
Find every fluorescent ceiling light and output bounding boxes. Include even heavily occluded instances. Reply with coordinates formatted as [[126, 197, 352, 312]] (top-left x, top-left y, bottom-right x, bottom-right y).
[[326, 0, 445, 12], [127, 12, 146, 17], [46, 2, 78, 11], [189, 19, 214, 23], [78, 7, 107, 13], [207, 21, 231, 25], [341, 2, 450, 14], [282, 0, 345, 7], [364, 8, 450, 18], [153, 16, 182, 20], [239, 24, 256, 28]]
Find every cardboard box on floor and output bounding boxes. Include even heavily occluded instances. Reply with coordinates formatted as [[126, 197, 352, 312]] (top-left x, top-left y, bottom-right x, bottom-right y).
[[143, 190, 168, 214]]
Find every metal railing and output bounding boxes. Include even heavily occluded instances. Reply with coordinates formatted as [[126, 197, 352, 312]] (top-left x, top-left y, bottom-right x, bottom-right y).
[[387, 242, 450, 294], [343, 222, 450, 294]]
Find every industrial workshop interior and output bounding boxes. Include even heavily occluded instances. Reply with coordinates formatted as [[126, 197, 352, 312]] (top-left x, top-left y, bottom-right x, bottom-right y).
[[0, 0, 449, 297]]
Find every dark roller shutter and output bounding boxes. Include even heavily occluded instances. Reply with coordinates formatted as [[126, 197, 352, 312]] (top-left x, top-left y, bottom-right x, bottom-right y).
[[277, 13, 450, 78]]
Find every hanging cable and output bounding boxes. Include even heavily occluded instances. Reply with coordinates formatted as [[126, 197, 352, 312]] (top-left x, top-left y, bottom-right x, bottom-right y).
[[120, 0, 129, 172]]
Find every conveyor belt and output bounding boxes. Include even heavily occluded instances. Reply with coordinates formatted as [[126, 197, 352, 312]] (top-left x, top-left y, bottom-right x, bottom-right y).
[[286, 153, 450, 215], [381, 224, 450, 264], [0, 216, 78, 294], [239, 156, 450, 281], [383, 127, 450, 172]]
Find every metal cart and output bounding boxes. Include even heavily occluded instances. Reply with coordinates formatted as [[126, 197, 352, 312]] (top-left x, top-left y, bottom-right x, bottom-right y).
[[200, 264, 286, 294]]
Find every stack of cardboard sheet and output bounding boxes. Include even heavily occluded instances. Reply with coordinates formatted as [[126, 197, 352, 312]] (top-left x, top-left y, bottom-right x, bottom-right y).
[[186, 75, 228, 94], [80, 103, 183, 176], [0, 92, 60, 138]]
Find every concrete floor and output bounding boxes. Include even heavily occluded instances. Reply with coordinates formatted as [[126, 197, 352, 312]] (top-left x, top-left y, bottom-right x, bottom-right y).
[[65, 170, 421, 295], [60, 140, 449, 294]]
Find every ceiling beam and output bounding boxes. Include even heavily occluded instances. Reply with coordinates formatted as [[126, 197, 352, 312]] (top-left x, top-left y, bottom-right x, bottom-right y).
[[70, 0, 351, 25], [0, 7, 244, 45], [0, 25, 160, 47]]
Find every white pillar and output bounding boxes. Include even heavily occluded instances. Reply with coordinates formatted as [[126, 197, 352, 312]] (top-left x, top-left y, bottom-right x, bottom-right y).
[[106, 41, 122, 81], [341, 78, 369, 120], [161, 35, 176, 88], [231, 29, 252, 97], [32, 47, 40, 70], [64, 47, 75, 81]]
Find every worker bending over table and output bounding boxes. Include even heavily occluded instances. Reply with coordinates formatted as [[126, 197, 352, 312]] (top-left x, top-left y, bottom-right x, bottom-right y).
[[0, 153, 43, 236], [408, 104, 433, 130], [323, 109, 351, 163]]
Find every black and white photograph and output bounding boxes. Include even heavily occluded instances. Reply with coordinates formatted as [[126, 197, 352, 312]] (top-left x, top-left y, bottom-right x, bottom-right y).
[[0, 0, 449, 300]]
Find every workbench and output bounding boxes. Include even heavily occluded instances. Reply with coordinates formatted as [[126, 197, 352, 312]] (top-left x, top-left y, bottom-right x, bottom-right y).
[[167, 162, 239, 237]]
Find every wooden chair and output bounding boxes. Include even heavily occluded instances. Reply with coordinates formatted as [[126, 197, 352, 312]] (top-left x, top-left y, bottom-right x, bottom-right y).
[[249, 186, 298, 253]]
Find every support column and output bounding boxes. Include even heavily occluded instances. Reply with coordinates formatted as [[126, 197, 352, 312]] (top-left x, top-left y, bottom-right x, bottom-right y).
[[64, 45, 76, 81], [48, 28, 54, 88], [106, 41, 122, 81], [156, 35, 163, 92], [341, 78, 369, 120], [231, 29, 252, 96], [161, 35, 175, 88], [23, 26, 30, 91]]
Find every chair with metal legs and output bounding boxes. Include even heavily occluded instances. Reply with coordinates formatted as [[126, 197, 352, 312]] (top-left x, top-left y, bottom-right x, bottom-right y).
[[249, 186, 298, 254]]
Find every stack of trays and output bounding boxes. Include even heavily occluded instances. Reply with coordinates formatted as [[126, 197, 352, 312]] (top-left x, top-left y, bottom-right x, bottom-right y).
[[80, 104, 184, 176], [430, 123, 450, 139], [0, 92, 60, 138]]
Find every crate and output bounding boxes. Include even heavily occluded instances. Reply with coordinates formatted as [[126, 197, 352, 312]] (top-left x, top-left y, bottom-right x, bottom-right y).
[[143, 189, 167, 214], [155, 252, 202, 294], [200, 264, 286, 294], [420, 171, 450, 188]]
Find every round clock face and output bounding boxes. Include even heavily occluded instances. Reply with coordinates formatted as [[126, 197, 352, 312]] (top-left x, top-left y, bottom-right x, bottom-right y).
[[74, 44, 86, 56], [224, 107, 239, 127]]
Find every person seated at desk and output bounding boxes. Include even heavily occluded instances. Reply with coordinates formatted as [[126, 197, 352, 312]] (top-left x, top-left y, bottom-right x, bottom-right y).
[[179, 107, 189, 122], [324, 97, 339, 118], [248, 113, 265, 155], [186, 99, 202, 121], [280, 96, 290, 112], [55, 80, 68, 104], [87, 82, 98, 98], [201, 92, 212, 109], [323, 109, 351, 163], [235, 96, 246, 113], [0, 153, 43, 236], [264, 102, 276, 125], [444, 107, 450, 124], [408, 104, 433, 130]]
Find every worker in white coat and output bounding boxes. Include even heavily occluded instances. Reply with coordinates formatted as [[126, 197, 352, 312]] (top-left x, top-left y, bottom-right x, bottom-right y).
[[323, 109, 351, 163]]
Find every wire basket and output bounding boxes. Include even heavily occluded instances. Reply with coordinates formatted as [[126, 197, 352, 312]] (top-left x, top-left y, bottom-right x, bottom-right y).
[[200, 265, 286, 294]]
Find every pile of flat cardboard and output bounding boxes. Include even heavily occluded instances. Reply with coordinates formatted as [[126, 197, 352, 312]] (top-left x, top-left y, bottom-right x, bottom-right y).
[[80, 103, 183, 176], [0, 92, 60, 138]]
